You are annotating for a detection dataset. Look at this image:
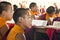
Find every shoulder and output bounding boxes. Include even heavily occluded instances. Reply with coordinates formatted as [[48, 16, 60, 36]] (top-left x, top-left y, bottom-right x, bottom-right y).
[[54, 17, 60, 21]]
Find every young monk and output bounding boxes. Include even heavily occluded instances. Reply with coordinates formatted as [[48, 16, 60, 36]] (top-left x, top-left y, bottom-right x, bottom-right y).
[[29, 2, 39, 17], [38, 6, 56, 25], [7, 8, 32, 40], [0, 1, 13, 40]]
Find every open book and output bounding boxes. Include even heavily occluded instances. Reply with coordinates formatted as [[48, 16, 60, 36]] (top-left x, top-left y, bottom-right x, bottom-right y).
[[53, 21, 60, 27], [32, 20, 47, 26]]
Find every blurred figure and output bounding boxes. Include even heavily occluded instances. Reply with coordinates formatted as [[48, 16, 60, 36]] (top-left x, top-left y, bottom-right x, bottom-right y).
[[29, 2, 39, 17], [40, 5, 45, 15], [53, 9, 60, 21], [54, 3, 58, 10], [19, 3, 22, 8], [38, 6, 56, 25], [55, 10, 59, 17], [58, 9, 60, 17], [13, 5, 18, 12], [19, 1, 27, 8], [0, 1, 13, 40], [7, 8, 32, 40]]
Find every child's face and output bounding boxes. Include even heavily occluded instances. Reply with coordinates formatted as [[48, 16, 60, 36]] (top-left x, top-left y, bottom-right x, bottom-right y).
[[5, 5, 13, 20], [21, 11, 32, 28], [31, 5, 38, 12], [24, 14, 32, 28], [49, 12, 55, 17]]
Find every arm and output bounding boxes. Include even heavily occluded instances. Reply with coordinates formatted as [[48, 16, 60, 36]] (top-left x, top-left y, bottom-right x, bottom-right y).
[[0, 25, 8, 36], [15, 33, 25, 40]]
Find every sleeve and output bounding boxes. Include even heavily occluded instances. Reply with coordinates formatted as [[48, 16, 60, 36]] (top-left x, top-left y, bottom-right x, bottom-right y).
[[15, 33, 25, 40]]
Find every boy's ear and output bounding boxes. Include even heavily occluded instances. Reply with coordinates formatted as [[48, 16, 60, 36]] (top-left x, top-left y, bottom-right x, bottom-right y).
[[18, 17, 23, 23], [2, 11, 7, 16]]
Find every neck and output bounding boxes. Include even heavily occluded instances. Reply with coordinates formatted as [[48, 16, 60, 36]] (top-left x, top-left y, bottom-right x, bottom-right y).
[[0, 15, 7, 21], [31, 10, 36, 12]]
